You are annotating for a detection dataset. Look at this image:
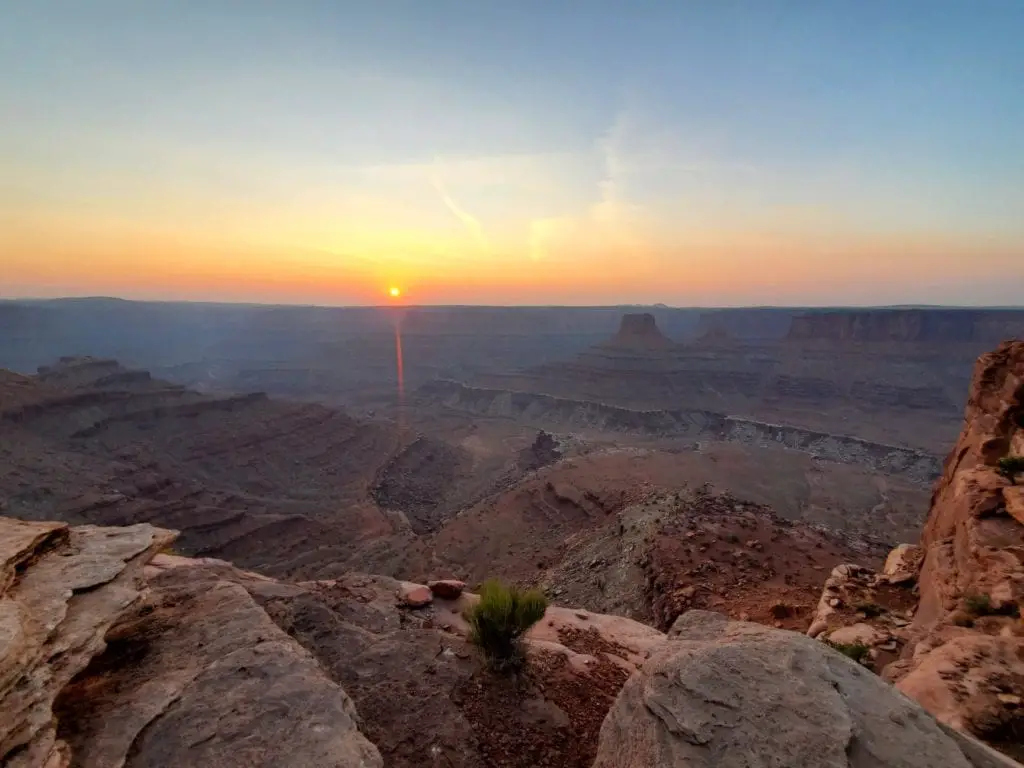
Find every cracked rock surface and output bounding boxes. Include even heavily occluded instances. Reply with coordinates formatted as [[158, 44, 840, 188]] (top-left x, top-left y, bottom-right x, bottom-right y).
[[0, 517, 174, 767], [0, 517, 382, 768]]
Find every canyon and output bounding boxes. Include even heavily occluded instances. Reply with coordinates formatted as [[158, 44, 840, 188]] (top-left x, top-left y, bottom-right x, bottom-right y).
[[2, 302, 1024, 765]]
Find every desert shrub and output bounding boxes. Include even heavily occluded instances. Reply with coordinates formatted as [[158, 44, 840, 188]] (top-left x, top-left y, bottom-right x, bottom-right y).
[[465, 579, 548, 672], [951, 611, 975, 628], [825, 639, 871, 664], [999, 456, 1024, 484], [964, 592, 994, 616], [855, 601, 883, 618]]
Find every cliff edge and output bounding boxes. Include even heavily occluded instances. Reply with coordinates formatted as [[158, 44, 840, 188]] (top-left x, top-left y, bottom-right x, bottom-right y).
[[802, 341, 1024, 758], [885, 341, 1024, 746]]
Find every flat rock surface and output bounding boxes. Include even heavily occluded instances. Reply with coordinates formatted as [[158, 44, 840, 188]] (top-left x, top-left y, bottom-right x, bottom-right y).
[[55, 565, 382, 768]]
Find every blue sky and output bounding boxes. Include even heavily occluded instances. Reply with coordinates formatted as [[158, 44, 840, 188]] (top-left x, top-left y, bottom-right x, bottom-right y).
[[2, 1, 1022, 305]]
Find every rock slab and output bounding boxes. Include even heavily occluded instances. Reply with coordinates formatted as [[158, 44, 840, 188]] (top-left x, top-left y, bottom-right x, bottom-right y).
[[0, 516, 175, 767], [593, 611, 1013, 768]]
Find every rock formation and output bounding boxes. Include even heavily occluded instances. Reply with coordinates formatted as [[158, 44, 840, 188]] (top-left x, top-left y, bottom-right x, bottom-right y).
[[593, 611, 1017, 768], [0, 357, 471, 579], [602, 313, 675, 349], [417, 379, 942, 484], [804, 341, 1024, 758], [517, 429, 563, 471], [0, 517, 174, 767], [882, 341, 1024, 747], [1, 514, 679, 768], [7, 510, 1024, 767], [468, 310, 1009, 453], [0, 517, 383, 768], [787, 309, 1024, 345]]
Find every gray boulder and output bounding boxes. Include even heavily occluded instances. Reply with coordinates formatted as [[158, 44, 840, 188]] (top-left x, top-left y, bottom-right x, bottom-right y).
[[594, 611, 1018, 768]]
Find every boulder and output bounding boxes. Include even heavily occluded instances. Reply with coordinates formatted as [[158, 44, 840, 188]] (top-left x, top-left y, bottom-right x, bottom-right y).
[[593, 611, 1007, 768], [883, 543, 924, 584], [427, 579, 466, 600], [398, 584, 433, 608]]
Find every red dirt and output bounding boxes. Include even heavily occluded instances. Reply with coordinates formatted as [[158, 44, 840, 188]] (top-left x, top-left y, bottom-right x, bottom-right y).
[[645, 490, 881, 632], [454, 650, 628, 768]]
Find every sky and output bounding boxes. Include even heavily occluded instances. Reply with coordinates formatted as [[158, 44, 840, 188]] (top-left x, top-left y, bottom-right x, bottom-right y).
[[2, 1, 1023, 307]]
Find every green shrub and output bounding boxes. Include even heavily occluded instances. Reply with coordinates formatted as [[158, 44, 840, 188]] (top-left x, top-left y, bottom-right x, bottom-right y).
[[951, 611, 975, 628], [964, 592, 994, 616], [465, 579, 548, 672], [825, 639, 871, 664], [855, 601, 883, 618], [999, 456, 1024, 484]]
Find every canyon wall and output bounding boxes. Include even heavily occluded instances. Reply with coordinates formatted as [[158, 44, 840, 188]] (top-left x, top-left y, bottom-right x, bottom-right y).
[[788, 309, 1024, 345], [416, 379, 942, 483]]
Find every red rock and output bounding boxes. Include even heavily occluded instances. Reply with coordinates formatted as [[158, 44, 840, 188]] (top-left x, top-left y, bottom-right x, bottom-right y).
[[887, 341, 1024, 746], [398, 585, 432, 608], [1005, 486, 1024, 525], [427, 579, 465, 600]]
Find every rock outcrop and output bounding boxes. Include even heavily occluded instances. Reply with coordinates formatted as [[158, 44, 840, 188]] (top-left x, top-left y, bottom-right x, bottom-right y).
[[2, 513, 680, 768], [139, 556, 667, 768], [594, 611, 1018, 768], [603, 313, 675, 349], [877, 341, 1024, 750], [1, 517, 174, 767], [0, 518, 383, 768]]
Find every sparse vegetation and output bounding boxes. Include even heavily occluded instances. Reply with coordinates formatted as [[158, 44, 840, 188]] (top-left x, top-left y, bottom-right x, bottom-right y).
[[951, 610, 975, 628], [825, 639, 871, 664], [961, 592, 1020, 619], [465, 579, 548, 672], [855, 601, 883, 618], [998, 456, 1024, 484], [964, 592, 994, 616]]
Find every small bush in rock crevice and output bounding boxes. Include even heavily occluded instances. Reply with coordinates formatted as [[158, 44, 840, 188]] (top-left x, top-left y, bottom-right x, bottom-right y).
[[964, 592, 994, 617], [855, 601, 883, 618], [962, 592, 1019, 618], [465, 579, 548, 672], [825, 639, 871, 664], [998, 456, 1024, 484]]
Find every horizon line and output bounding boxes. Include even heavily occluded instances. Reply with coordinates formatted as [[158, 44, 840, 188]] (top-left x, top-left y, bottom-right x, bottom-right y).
[[3, 296, 1024, 312]]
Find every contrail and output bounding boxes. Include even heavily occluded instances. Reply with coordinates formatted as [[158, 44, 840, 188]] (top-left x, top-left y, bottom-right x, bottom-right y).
[[430, 176, 488, 249]]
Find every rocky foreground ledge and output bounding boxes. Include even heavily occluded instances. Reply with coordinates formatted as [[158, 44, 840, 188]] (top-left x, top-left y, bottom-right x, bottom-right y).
[[2, 515, 1018, 767], [804, 341, 1024, 759]]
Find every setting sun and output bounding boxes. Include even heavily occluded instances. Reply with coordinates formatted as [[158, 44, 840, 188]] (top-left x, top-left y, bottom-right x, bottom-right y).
[[389, 286, 401, 298]]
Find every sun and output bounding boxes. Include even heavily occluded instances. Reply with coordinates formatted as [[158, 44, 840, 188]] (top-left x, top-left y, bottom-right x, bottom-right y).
[[388, 286, 401, 298]]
